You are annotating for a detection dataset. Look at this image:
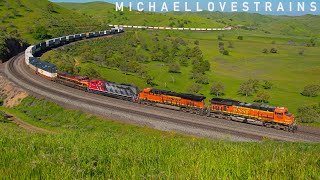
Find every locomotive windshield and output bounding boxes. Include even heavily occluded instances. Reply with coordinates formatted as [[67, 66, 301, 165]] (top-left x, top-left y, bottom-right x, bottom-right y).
[[285, 112, 293, 117]]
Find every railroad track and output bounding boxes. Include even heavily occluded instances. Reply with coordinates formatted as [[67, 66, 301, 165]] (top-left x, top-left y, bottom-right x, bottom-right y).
[[4, 48, 320, 143]]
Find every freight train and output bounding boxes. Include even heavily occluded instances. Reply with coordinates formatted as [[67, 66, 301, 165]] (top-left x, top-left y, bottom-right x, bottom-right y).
[[23, 27, 297, 132]]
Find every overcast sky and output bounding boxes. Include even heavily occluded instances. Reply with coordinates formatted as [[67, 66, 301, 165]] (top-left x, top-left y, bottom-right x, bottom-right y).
[[50, 0, 320, 16]]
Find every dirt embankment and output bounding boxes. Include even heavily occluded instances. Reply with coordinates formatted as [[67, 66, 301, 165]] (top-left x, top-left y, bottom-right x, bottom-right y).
[[0, 37, 29, 63], [0, 74, 28, 107]]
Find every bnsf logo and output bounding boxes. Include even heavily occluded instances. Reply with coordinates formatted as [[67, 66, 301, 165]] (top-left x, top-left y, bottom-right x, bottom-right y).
[[235, 107, 249, 114]]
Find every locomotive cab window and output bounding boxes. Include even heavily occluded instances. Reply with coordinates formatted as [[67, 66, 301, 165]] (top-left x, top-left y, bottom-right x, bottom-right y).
[[275, 112, 283, 116], [285, 112, 292, 117]]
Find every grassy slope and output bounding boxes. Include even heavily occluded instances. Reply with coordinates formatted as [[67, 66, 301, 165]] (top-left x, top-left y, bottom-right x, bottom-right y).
[[50, 2, 320, 121], [193, 11, 320, 38], [0, 0, 103, 44], [0, 96, 319, 178], [60, 2, 320, 38], [58, 2, 225, 28], [42, 30, 320, 123]]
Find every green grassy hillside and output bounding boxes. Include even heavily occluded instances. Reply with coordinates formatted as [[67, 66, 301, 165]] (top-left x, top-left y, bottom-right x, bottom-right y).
[[193, 12, 320, 37], [58, 2, 225, 28], [41, 29, 320, 126], [0, 96, 319, 178], [0, 0, 104, 43], [59, 1, 320, 37]]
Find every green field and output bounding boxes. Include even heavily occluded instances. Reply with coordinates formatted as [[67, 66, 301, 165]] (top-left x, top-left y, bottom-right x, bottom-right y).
[[0, 96, 319, 178], [42, 29, 320, 126]]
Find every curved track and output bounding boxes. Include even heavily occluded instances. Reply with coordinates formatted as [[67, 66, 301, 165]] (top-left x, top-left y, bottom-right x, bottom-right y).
[[4, 44, 320, 142]]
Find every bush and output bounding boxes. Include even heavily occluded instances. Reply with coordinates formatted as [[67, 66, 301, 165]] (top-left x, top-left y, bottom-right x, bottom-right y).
[[297, 103, 320, 123], [298, 49, 305, 56], [254, 91, 270, 103], [168, 63, 180, 73], [270, 48, 278, 53], [262, 48, 268, 54], [210, 82, 225, 96], [188, 84, 201, 94], [301, 84, 320, 97], [309, 38, 316, 47], [227, 41, 234, 48], [222, 50, 229, 55], [195, 74, 209, 84], [262, 80, 273, 89], [238, 79, 259, 96], [218, 42, 224, 48], [145, 75, 154, 85], [82, 67, 101, 79], [33, 26, 51, 40], [0, 111, 9, 123], [218, 35, 223, 41], [194, 40, 199, 45], [179, 57, 189, 67], [47, 3, 55, 13], [237, 36, 243, 40]]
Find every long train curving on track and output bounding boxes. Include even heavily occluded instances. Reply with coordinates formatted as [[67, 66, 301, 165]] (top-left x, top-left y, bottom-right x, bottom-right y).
[[3, 28, 320, 142]]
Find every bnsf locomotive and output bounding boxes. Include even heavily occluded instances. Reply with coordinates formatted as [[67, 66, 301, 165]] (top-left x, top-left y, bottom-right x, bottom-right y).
[[24, 27, 297, 132]]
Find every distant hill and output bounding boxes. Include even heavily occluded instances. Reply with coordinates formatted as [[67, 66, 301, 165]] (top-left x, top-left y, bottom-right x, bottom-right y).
[[0, 0, 104, 43], [58, 2, 226, 28], [192, 11, 320, 37], [59, 1, 320, 38], [0, 0, 103, 62]]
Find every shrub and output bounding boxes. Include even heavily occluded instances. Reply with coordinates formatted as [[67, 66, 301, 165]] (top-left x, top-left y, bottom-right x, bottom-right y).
[[297, 103, 320, 123], [227, 41, 234, 48], [262, 80, 273, 89], [168, 63, 180, 73], [179, 57, 189, 67], [82, 67, 101, 79], [145, 75, 154, 85], [222, 50, 229, 55], [0, 111, 9, 123], [309, 38, 316, 47], [238, 79, 259, 96], [301, 84, 320, 97], [262, 48, 268, 54], [237, 36, 243, 40], [270, 48, 278, 53], [298, 49, 305, 56], [195, 74, 209, 84], [194, 40, 199, 45], [33, 26, 51, 40], [254, 91, 270, 103], [210, 82, 225, 96], [218, 35, 223, 41], [188, 84, 201, 94], [218, 42, 224, 48], [47, 3, 55, 13]]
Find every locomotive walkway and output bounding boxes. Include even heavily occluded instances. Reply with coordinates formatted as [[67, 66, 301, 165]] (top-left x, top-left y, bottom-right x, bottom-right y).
[[4, 52, 320, 142]]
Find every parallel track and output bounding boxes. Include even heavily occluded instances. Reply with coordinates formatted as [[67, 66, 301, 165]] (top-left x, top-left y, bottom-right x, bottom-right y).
[[4, 46, 320, 143]]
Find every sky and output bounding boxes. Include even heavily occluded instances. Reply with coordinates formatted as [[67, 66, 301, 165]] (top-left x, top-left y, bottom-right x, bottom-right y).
[[50, 0, 320, 16]]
